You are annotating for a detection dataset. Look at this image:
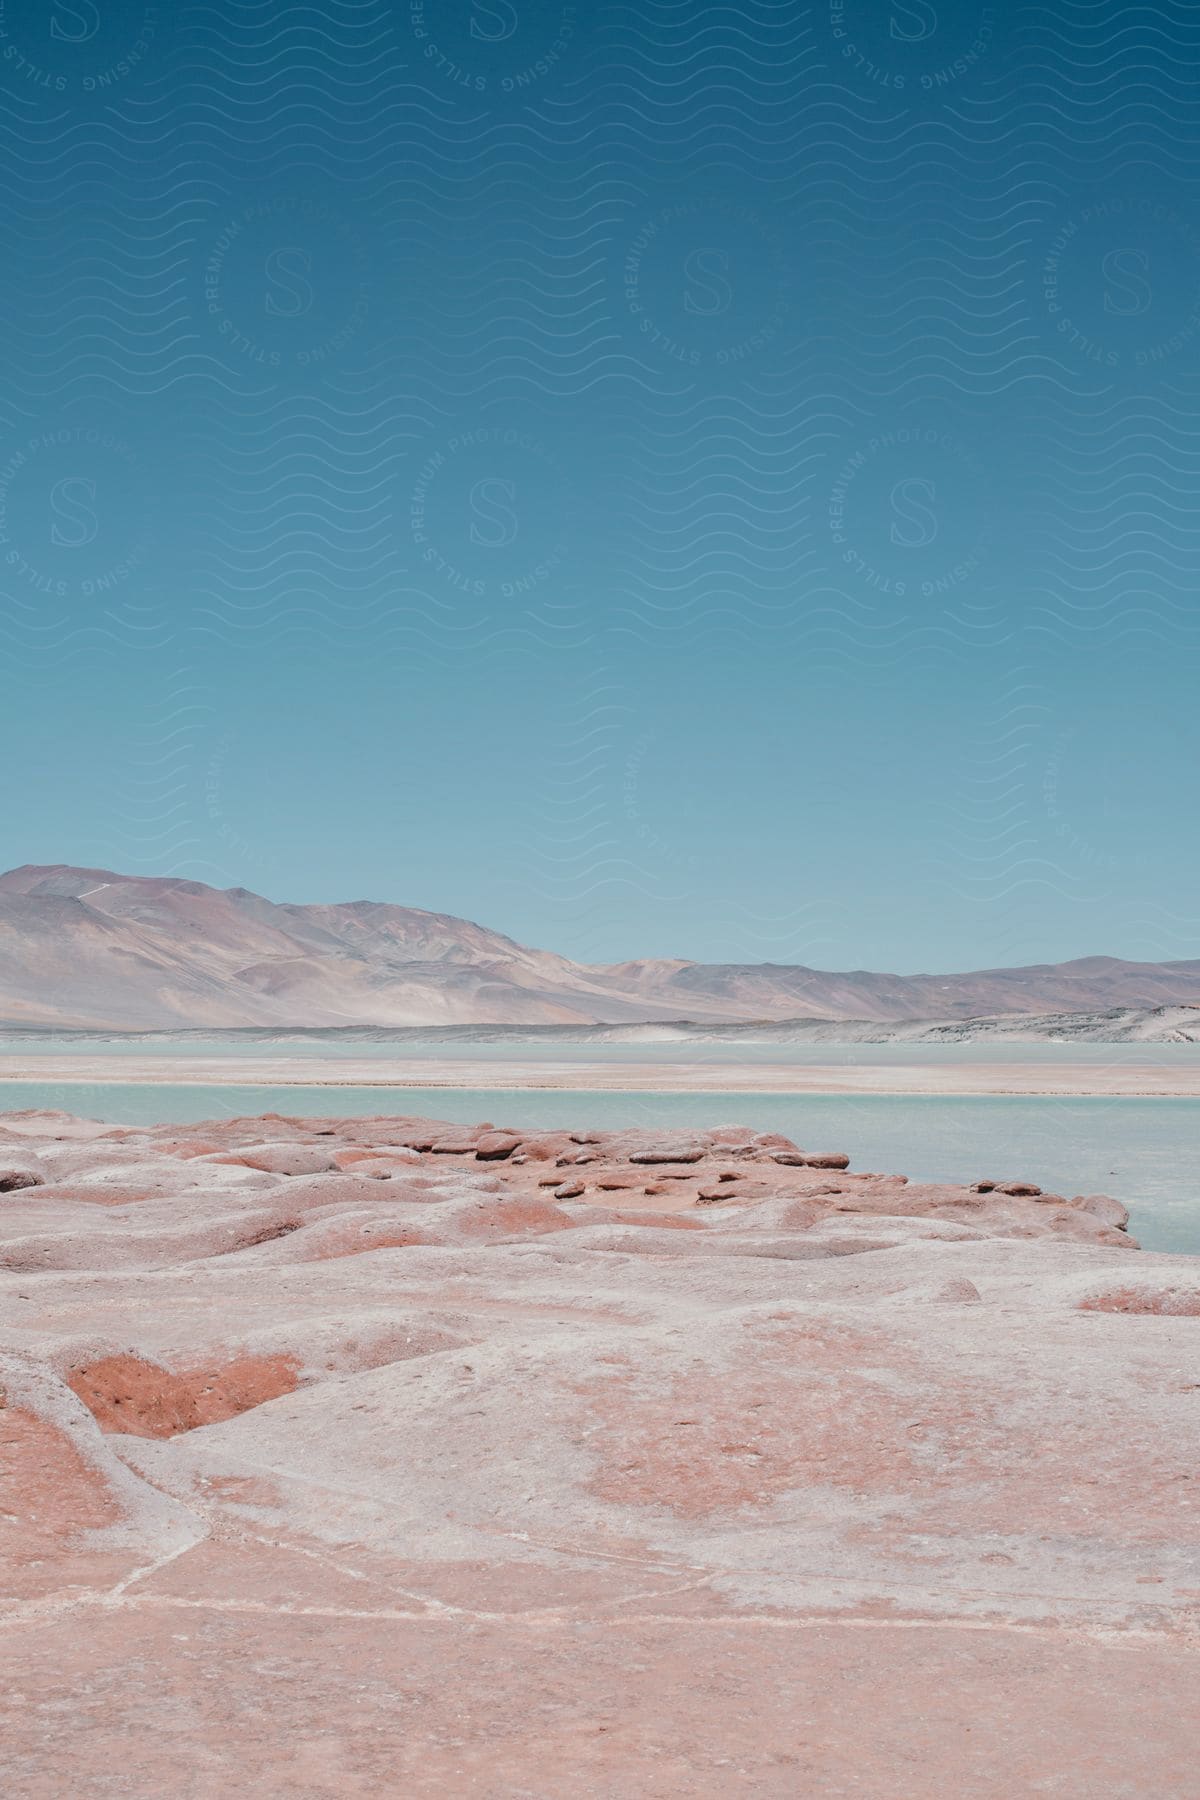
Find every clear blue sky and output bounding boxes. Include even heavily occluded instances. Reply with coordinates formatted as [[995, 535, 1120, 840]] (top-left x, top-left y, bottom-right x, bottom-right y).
[[2, 0, 1198, 972]]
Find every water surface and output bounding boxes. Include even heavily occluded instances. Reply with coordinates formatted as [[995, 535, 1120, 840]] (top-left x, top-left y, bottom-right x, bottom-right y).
[[4, 1079, 1196, 1257]]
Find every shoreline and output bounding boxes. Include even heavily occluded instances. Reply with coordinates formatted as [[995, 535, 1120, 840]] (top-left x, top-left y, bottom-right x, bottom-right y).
[[1, 1055, 1199, 1097]]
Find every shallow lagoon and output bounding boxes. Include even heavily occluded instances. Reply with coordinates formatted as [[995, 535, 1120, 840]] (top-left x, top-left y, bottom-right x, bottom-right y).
[[3, 1078, 1196, 1256]]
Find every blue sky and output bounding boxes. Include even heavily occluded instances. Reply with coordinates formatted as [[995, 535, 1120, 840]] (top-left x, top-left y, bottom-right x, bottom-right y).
[[2, 0, 1198, 972]]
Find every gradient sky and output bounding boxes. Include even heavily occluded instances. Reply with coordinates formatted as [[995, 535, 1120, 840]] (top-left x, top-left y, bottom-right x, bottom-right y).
[[2, 0, 1198, 972]]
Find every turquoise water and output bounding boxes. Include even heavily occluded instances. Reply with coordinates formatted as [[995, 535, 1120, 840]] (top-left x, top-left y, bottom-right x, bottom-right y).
[[3, 1081, 1197, 1257]]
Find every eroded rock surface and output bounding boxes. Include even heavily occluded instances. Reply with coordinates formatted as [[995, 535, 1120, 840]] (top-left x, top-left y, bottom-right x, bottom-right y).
[[2, 1110, 1197, 1797]]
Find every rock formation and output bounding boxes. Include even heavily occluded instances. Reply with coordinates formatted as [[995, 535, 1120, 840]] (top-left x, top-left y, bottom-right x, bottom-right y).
[[3, 1108, 1198, 1793]]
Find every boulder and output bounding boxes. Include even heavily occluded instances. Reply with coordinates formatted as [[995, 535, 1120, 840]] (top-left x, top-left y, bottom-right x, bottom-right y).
[[474, 1133, 522, 1161], [629, 1148, 705, 1165], [429, 1132, 487, 1155], [1069, 1193, 1130, 1231], [0, 1163, 46, 1192], [933, 1277, 983, 1304], [518, 1135, 578, 1162]]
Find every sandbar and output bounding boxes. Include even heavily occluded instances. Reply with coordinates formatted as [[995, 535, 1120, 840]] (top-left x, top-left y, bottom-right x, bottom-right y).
[[0, 1053, 1198, 1096]]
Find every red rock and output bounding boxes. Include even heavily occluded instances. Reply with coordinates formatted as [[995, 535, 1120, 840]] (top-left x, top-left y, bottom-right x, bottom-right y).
[[772, 1150, 850, 1170], [453, 1198, 576, 1240], [933, 1278, 983, 1304], [392, 1128, 440, 1151], [233, 1145, 340, 1177], [330, 1153, 408, 1179], [629, 1147, 704, 1165], [0, 1163, 45, 1191], [429, 1132, 487, 1154], [518, 1134, 577, 1162], [0, 1406, 134, 1606], [3, 1107, 1191, 1798], [66, 1352, 301, 1438], [1079, 1286, 1200, 1315], [474, 1132, 522, 1160], [162, 1138, 228, 1159], [1069, 1193, 1130, 1230], [333, 1146, 420, 1170]]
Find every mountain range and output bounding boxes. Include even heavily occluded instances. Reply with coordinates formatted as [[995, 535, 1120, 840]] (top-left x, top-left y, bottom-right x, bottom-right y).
[[1, 864, 1199, 1030]]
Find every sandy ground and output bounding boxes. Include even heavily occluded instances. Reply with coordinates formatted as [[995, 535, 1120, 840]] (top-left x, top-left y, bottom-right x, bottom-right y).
[[0, 1053, 1199, 1095]]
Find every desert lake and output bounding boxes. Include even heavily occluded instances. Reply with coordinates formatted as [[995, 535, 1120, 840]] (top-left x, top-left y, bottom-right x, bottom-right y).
[[2, 1035, 1197, 1254]]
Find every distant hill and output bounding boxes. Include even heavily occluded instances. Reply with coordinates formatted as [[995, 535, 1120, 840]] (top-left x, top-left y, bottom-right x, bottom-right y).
[[2, 864, 1199, 1030]]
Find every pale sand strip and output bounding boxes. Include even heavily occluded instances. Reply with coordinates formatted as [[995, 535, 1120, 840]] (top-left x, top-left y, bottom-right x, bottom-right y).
[[0, 1055, 1198, 1096]]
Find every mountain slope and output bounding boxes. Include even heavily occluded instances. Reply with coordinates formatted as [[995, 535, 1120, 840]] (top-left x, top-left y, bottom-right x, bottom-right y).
[[1, 864, 1199, 1029]]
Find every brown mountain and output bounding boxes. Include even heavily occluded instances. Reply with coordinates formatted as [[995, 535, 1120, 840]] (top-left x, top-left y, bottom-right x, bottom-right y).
[[1, 864, 1198, 1030]]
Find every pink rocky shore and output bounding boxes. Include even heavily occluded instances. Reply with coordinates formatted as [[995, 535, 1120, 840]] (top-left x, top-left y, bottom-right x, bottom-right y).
[[2, 1109, 1199, 1797]]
